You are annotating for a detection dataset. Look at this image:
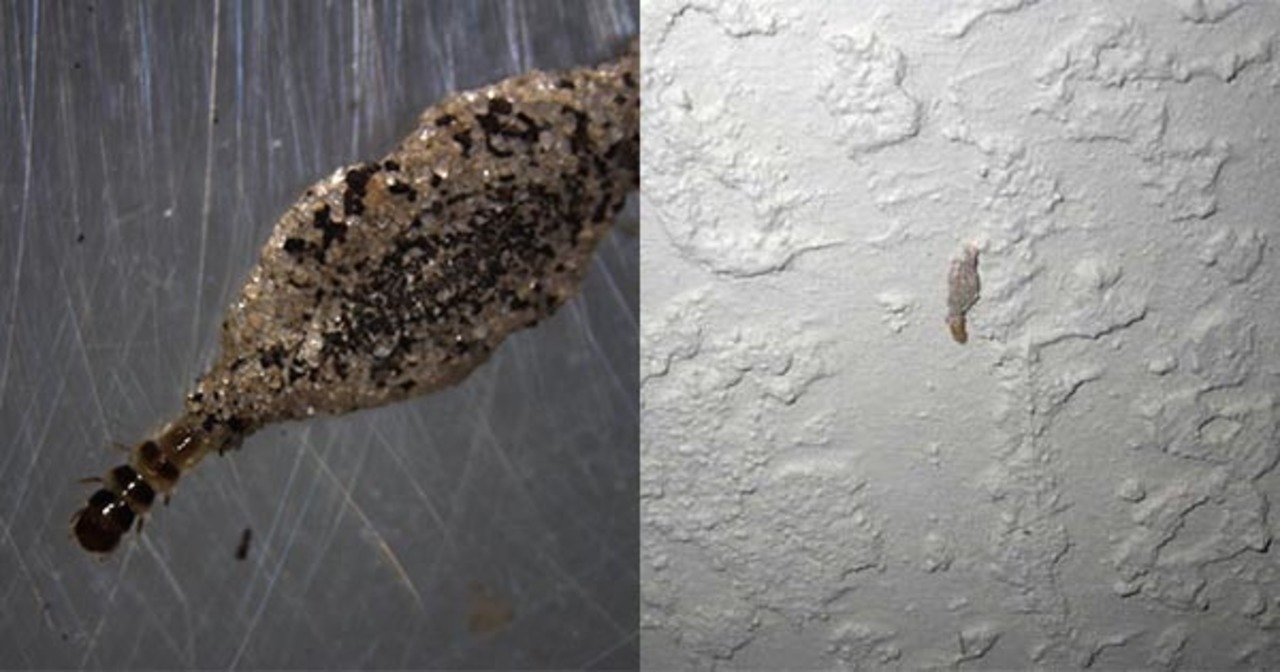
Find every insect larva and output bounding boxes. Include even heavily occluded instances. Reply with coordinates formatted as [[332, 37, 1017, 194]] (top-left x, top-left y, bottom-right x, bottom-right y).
[[71, 41, 639, 554], [234, 528, 252, 561], [946, 243, 981, 344]]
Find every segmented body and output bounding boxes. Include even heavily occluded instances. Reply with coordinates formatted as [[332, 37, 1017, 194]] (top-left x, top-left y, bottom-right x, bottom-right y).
[[73, 42, 639, 554], [946, 243, 981, 344]]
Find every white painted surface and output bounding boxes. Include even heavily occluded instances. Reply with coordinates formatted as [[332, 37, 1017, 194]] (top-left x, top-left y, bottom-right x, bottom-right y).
[[640, 0, 1280, 668]]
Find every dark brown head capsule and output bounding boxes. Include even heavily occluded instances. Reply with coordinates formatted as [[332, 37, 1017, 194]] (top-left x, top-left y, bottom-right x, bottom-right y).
[[72, 488, 135, 554], [72, 463, 157, 553]]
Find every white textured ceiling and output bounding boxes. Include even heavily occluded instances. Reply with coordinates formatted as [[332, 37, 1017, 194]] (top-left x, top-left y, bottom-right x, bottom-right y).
[[641, 0, 1280, 668]]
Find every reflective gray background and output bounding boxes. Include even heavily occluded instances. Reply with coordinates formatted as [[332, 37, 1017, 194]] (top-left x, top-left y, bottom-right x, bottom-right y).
[[0, 1, 637, 668]]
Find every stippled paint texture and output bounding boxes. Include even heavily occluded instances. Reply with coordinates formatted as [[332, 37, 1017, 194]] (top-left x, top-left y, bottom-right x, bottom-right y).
[[640, 0, 1280, 669]]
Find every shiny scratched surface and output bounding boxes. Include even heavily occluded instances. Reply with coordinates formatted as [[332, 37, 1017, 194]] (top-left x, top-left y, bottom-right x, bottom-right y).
[[0, 1, 638, 668]]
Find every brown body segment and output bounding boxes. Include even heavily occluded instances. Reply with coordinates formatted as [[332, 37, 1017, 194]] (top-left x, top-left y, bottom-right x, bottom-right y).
[[72, 41, 638, 554], [946, 243, 981, 344]]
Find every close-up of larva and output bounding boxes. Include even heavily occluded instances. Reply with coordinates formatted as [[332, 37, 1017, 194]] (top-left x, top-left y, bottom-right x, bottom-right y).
[[946, 242, 981, 344], [71, 40, 639, 554]]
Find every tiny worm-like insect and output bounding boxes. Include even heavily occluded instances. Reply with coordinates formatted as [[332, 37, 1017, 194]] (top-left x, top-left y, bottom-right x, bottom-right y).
[[234, 528, 252, 561], [946, 243, 981, 344], [71, 41, 638, 554]]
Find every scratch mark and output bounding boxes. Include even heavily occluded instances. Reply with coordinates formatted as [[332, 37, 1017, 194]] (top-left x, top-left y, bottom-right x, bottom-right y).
[[594, 235, 639, 333], [369, 424, 451, 548], [566, 298, 631, 405], [229, 431, 325, 668], [578, 631, 637, 669], [473, 419, 630, 634], [191, 0, 222, 360], [42, 548, 91, 644], [8, 351, 70, 523], [138, 535, 196, 666], [114, 553, 185, 666], [537, 543, 628, 636], [443, 419, 482, 533], [475, 420, 543, 526], [503, 1, 530, 72], [136, 2, 154, 139], [214, 0, 248, 326], [366, 424, 455, 600], [471, 417, 630, 637], [0, 521, 50, 632], [295, 436, 370, 589], [221, 454, 255, 522], [347, 0, 362, 157], [304, 444, 426, 613], [77, 544, 138, 669], [441, 28, 457, 93], [1, 0, 38, 404], [425, 15, 455, 96], [62, 287, 109, 433]]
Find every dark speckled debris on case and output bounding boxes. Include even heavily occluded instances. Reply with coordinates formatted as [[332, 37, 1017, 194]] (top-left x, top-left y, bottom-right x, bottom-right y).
[[72, 41, 639, 554]]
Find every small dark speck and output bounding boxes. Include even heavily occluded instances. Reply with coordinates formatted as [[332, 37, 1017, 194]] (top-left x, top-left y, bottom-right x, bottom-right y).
[[73, 61, 82, 71], [235, 528, 252, 560], [488, 96, 513, 114], [75, 233, 85, 243]]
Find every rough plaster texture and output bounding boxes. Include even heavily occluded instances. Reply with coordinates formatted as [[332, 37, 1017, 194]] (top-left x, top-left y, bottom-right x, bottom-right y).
[[640, 0, 1280, 669]]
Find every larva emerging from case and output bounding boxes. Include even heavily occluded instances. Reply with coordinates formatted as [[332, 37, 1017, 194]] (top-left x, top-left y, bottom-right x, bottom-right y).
[[946, 243, 981, 344], [72, 41, 639, 554]]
